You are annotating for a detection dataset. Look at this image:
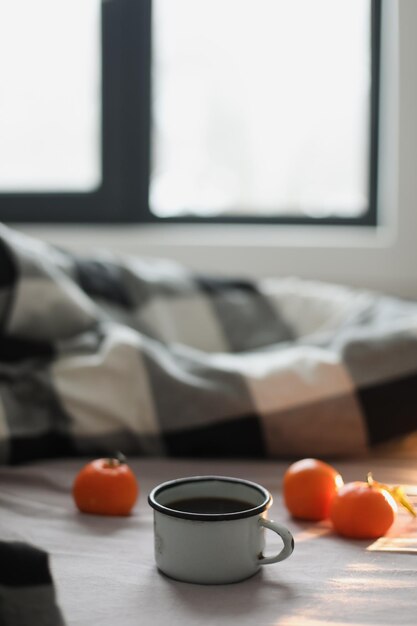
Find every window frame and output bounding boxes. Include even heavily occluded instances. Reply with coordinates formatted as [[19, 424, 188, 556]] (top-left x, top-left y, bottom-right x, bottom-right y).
[[0, 0, 381, 226]]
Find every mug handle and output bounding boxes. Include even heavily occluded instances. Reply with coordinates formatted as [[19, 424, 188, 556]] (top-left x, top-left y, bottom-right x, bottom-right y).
[[258, 518, 294, 565]]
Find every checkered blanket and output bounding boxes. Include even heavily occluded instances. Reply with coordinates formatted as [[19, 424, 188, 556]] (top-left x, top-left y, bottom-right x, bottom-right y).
[[0, 540, 64, 626], [0, 224, 416, 464]]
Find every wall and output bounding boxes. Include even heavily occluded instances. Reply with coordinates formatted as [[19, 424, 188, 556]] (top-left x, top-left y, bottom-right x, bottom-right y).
[[20, 1, 417, 299]]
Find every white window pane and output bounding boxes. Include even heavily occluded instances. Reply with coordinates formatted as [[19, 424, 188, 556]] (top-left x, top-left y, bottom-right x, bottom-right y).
[[151, 0, 371, 218], [0, 0, 101, 192]]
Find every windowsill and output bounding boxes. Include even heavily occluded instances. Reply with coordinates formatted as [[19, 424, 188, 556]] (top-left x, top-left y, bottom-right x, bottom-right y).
[[17, 221, 395, 250]]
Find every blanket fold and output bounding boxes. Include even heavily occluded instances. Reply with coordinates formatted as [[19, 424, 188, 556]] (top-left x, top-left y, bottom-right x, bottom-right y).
[[0, 541, 65, 626]]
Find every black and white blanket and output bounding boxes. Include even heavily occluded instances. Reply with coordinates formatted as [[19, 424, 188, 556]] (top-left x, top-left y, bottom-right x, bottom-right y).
[[0, 540, 64, 626], [0, 224, 416, 464]]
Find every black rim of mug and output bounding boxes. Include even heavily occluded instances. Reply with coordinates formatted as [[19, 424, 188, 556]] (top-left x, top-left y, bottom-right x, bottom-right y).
[[148, 475, 272, 521]]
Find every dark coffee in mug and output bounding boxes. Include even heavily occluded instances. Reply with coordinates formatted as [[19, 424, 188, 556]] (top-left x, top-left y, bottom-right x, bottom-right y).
[[167, 497, 254, 514]]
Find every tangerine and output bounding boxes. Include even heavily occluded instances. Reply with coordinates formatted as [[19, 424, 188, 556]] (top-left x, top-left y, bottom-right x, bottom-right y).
[[330, 480, 397, 539], [283, 458, 343, 521], [73, 456, 139, 516]]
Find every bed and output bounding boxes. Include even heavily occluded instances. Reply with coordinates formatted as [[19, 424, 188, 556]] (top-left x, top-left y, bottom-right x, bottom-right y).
[[1, 454, 416, 626], [1, 224, 416, 624]]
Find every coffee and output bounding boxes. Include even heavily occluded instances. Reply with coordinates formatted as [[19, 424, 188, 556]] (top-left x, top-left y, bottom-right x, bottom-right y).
[[166, 497, 254, 514]]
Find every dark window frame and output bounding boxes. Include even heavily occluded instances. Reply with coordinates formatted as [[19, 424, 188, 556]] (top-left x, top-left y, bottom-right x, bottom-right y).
[[0, 0, 381, 226]]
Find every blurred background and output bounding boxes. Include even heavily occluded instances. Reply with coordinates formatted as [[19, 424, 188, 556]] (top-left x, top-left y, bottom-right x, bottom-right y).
[[0, 0, 416, 298]]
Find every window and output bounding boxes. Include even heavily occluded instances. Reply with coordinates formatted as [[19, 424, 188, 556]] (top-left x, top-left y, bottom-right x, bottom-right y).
[[0, 0, 380, 225], [0, 1, 101, 193]]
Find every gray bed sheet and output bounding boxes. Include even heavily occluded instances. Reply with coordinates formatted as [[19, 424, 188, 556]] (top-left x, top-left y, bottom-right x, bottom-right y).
[[0, 457, 416, 626]]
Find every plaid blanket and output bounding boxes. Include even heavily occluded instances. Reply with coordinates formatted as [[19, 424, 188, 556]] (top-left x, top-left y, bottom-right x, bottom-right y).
[[0, 541, 64, 626], [0, 224, 416, 464]]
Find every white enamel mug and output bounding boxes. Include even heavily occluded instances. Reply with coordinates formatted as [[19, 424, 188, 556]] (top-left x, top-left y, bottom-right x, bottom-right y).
[[148, 476, 294, 584]]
